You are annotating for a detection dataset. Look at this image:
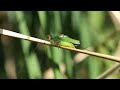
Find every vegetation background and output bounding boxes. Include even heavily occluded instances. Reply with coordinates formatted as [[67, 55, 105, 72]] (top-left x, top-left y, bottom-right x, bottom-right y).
[[0, 11, 120, 79]]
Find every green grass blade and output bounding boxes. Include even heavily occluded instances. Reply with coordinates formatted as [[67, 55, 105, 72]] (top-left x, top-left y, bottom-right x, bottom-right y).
[[38, 11, 47, 31], [64, 50, 74, 78], [15, 11, 42, 79]]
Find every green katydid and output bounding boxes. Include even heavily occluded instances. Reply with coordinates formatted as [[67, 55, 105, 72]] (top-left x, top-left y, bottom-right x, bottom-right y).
[[48, 34, 80, 48]]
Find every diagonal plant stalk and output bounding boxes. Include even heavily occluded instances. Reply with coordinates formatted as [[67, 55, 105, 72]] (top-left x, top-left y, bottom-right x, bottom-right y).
[[0, 28, 120, 63], [95, 41, 120, 79], [109, 11, 120, 31], [96, 63, 120, 79]]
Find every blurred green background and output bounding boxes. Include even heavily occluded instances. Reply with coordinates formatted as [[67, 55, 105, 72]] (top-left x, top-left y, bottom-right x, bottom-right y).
[[0, 11, 120, 79]]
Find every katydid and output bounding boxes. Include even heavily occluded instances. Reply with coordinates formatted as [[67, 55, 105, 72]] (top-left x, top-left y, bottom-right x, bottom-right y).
[[48, 34, 80, 48]]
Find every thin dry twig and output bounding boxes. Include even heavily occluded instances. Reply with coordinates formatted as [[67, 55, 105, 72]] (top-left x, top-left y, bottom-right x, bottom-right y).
[[0, 28, 120, 62], [96, 63, 120, 79], [96, 39, 120, 79]]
